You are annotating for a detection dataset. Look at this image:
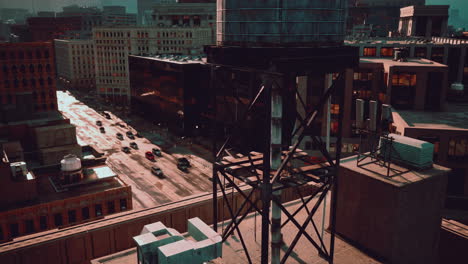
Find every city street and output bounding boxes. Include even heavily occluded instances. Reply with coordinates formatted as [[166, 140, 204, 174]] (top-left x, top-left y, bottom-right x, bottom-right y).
[[57, 91, 213, 209]]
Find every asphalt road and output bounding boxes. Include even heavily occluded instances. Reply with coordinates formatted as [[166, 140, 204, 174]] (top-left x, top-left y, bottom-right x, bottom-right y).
[[57, 91, 213, 209]]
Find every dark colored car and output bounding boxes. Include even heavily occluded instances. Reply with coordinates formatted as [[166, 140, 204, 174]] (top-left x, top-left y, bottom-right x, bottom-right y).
[[104, 112, 111, 119], [128, 134, 135, 140], [96, 120, 102, 126], [130, 142, 138, 149], [99, 127, 105, 133], [136, 133, 143, 138], [116, 133, 124, 140], [178, 157, 191, 167], [122, 146, 130, 153], [151, 166, 164, 178], [126, 131, 133, 136], [145, 151, 155, 161], [177, 157, 190, 172], [152, 148, 162, 157]]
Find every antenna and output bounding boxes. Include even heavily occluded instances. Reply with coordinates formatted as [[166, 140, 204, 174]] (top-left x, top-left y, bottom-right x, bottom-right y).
[[369, 100, 377, 131]]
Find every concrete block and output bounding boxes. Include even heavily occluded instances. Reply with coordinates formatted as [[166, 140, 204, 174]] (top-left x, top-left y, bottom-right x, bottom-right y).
[[188, 217, 219, 240], [158, 239, 194, 264], [141, 222, 167, 236]]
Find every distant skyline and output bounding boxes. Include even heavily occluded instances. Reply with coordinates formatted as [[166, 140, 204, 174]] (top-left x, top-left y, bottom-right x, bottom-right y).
[[0, 0, 466, 20]]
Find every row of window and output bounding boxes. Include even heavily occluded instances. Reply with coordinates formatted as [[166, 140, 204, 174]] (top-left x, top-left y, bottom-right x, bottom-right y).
[[362, 46, 446, 63], [2, 64, 52, 75], [0, 199, 127, 241], [0, 49, 50, 61], [2, 78, 54, 88]]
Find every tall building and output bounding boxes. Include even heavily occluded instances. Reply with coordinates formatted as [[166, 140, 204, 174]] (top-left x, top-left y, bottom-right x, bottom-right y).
[[93, 21, 214, 103], [26, 16, 83, 41], [347, 0, 426, 37], [102, 6, 137, 26], [137, 0, 176, 25], [0, 42, 57, 118], [399, 5, 449, 38], [57, 5, 103, 39], [150, 2, 216, 27], [55, 39, 96, 91]]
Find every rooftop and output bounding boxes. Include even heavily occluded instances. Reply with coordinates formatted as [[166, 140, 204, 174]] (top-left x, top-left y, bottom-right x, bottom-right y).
[[0, 164, 127, 212], [360, 57, 447, 69], [130, 54, 206, 65], [393, 103, 468, 130], [91, 196, 381, 264]]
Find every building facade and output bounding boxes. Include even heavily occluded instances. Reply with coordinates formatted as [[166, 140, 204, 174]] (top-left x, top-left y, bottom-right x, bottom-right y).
[[150, 2, 215, 27], [26, 16, 83, 41], [93, 26, 213, 103], [55, 39, 96, 91], [0, 151, 132, 243], [399, 5, 449, 38], [0, 42, 57, 117], [102, 6, 137, 26], [137, 0, 176, 25], [346, 37, 468, 100]]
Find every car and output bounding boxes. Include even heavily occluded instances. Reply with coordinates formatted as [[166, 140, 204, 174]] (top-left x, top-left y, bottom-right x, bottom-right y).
[[126, 131, 133, 136], [116, 133, 124, 140], [99, 127, 105, 133], [104, 112, 111, 119], [119, 123, 126, 128], [127, 134, 135, 140], [122, 146, 130, 153], [177, 157, 191, 167], [177, 163, 189, 172], [136, 133, 143, 138], [151, 166, 164, 178], [130, 142, 138, 149], [145, 151, 155, 161], [96, 120, 102, 126], [152, 148, 162, 157]]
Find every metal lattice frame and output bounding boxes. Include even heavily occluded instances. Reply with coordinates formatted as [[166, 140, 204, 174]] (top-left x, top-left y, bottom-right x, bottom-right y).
[[211, 65, 347, 264]]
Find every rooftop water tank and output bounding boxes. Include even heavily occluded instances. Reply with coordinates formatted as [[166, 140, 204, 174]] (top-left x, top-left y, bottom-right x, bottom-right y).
[[60, 154, 82, 172], [217, 0, 347, 47]]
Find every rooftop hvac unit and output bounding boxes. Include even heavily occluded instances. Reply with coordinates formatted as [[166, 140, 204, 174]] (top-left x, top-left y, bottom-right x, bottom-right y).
[[10, 161, 28, 179], [380, 133, 434, 169]]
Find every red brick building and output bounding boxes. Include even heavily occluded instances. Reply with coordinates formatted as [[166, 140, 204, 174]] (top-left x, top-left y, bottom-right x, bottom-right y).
[[0, 42, 57, 115]]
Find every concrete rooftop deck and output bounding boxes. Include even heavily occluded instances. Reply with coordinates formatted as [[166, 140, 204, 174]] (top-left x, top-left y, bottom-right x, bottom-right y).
[[92, 195, 381, 264]]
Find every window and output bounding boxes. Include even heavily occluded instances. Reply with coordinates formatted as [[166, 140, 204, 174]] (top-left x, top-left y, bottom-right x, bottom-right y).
[[30, 78, 36, 87], [10, 223, 19, 238], [39, 78, 44, 86], [0, 226, 3, 240], [47, 77, 52, 86], [37, 64, 43, 73], [36, 50, 42, 59], [40, 216, 48, 230], [20, 65, 25, 74], [24, 219, 35, 234], [68, 210, 76, 224], [391, 72, 417, 109], [415, 47, 427, 58], [448, 136, 468, 161], [120, 199, 127, 211], [54, 213, 63, 226], [4, 80, 9, 89], [363, 47, 376, 56], [107, 201, 115, 214], [29, 64, 34, 73], [2, 65, 7, 74], [380, 47, 394, 57], [46, 64, 51, 73], [22, 79, 28, 87], [82, 207, 90, 220], [95, 204, 102, 216]]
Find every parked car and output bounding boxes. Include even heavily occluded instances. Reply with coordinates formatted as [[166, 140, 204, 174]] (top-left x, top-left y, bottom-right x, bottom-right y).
[[116, 133, 124, 140], [130, 142, 138, 149], [119, 123, 126, 128], [99, 127, 105, 133], [152, 148, 162, 157], [128, 134, 135, 140], [104, 112, 111, 119], [126, 131, 133, 136], [151, 166, 164, 178], [96, 120, 102, 126], [145, 151, 155, 161], [177, 162, 188, 172], [136, 133, 143, 138], [122, 146, 130, 153]]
